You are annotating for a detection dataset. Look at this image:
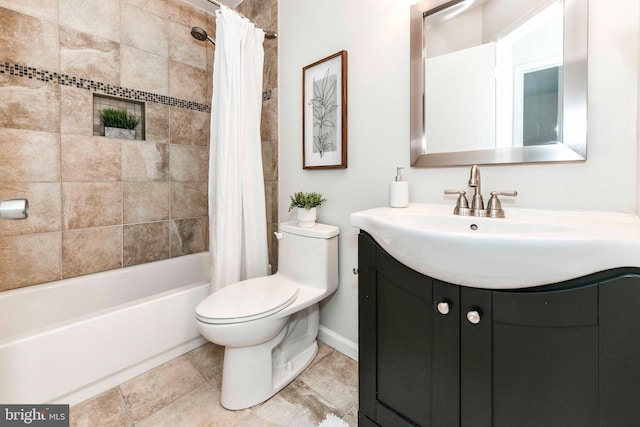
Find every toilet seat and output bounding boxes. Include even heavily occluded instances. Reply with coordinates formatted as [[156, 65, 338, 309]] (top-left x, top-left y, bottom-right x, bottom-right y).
[[196, 277, 298, 324]]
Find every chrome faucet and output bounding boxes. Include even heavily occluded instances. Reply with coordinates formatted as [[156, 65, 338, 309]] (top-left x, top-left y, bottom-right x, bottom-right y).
[[444, 165, 517, 218], [468, 165, 484, 214]]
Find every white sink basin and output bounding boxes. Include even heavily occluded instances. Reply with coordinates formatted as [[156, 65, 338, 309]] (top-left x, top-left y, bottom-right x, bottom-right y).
[[351, 203, 640, 289]]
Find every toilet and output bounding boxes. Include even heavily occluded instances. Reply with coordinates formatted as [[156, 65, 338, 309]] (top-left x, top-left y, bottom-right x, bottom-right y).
[[195, 221, 339, 410]]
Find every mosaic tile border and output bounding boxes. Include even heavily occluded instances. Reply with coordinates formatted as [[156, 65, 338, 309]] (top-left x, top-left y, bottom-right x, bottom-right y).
[[1, 61, 211, 113]]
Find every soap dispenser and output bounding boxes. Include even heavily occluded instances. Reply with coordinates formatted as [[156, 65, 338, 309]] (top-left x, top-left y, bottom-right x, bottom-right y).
[[389, 167, 409, 208]]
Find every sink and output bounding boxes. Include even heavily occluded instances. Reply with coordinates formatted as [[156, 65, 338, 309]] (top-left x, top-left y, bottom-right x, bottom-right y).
[[351, 203, 640, 289]]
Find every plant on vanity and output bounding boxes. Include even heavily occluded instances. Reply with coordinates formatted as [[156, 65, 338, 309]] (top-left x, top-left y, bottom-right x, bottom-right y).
[[288, 191, 327, 228], [101, 108, 140, 140]]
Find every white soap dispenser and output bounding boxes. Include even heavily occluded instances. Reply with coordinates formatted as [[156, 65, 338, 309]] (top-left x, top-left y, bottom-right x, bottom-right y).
[[389, 167, 409, 208]]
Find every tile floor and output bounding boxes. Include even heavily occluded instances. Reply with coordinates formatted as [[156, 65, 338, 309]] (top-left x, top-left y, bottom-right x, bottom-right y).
[[70, 341, 358, 427]]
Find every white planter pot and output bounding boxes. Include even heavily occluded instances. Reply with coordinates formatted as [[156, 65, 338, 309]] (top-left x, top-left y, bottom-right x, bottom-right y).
[[105, 127, 135, 140], [297, 207, 317, 228]]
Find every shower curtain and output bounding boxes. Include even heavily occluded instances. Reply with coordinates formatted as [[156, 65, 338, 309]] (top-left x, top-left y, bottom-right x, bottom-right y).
[[208, 5, 269, 292]]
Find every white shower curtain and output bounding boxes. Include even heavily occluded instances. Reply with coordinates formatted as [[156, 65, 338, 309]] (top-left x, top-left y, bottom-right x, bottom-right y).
[[208, 5, 269, 292]]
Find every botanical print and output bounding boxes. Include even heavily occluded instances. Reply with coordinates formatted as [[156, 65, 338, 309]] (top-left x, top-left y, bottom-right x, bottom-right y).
[[302, 50, 347, 169], [308, 68, 338, 157]]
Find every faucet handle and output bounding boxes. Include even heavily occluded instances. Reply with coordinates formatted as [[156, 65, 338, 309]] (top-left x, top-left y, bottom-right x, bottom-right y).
[[492, 191, 518, 198], [444, 189, 470, 215], [487, 191, 518, 218]]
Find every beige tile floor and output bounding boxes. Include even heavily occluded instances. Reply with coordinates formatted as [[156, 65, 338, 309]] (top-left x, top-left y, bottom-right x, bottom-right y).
[[70, 341, 358, 427]]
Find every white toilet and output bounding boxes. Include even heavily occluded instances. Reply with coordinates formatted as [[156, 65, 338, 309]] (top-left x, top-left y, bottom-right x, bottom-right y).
[[195, 221, 339, 410]]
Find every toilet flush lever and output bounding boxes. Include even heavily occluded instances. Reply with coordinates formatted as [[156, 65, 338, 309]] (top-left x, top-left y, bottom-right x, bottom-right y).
[[274, 231, 283, 240]]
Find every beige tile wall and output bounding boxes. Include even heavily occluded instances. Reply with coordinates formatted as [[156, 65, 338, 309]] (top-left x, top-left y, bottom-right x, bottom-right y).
[[0, 0, 279, 291]]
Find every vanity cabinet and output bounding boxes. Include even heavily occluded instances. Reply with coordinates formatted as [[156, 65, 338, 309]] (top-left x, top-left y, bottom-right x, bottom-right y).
[[358, 231, 640, 427]]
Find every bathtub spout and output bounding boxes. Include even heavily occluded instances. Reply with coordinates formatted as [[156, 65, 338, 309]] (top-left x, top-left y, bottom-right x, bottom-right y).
[[0, 199, 28, 220]]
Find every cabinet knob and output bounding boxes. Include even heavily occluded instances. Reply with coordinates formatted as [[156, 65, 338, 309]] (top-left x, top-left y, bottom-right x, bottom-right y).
[[467, 310, 481, 324], [437, 301, 450, 315]]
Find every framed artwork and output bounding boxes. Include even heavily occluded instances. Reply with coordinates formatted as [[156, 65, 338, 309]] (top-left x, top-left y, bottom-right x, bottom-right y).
[[302, 50, 348, 169]]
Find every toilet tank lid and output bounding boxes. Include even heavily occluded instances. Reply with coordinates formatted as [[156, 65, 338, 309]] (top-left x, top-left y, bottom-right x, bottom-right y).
[[279, 221, 339, 239]]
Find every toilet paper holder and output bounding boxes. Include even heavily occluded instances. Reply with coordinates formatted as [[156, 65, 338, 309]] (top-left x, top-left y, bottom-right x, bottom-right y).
[[0, 199, 29, 220]]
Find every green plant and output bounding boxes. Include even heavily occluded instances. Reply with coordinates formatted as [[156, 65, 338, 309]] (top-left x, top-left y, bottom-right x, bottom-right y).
[[288, 191, 327, 211], [100, 108, 140, 130]]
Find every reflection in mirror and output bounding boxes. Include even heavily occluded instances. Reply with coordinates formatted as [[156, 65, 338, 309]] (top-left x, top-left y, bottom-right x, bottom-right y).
[[522, 66, 561, 146], [410, 0, 587, 167]]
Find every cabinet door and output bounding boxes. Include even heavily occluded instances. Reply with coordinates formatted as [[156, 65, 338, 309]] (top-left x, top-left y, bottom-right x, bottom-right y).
[[599, 275, 640, 427], [375, 243, 433, 426], [490, 285, 598, 427], [358, 232, 459, 427], [460, 287, 493, 427], [432, 280, 460, 426]]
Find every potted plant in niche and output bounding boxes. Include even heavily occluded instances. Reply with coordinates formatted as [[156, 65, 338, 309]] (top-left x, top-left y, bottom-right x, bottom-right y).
[[288, 191, 327, 227], [101, 108, 140, 140]]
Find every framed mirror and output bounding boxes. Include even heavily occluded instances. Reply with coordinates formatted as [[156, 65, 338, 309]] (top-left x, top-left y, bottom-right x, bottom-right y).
[[410, 0, 587, 167]]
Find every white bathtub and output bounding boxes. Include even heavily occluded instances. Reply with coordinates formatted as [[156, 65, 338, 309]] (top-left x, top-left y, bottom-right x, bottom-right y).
[[0, 253, 210, 405]]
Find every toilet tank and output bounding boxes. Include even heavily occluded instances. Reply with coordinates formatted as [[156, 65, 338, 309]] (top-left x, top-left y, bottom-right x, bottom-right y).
[[277, 221, 339, 290]]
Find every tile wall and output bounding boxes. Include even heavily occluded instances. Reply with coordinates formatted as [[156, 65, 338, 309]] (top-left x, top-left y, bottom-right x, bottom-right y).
[[0, 0, 279, 291]]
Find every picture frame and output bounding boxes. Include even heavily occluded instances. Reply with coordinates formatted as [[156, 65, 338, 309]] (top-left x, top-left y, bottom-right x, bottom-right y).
[[302, 50, 348, 169]]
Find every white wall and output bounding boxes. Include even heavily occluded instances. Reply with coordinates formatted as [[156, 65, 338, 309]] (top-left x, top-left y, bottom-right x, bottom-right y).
[[279, 0, 639, 355], [426, 43, 496, 152]]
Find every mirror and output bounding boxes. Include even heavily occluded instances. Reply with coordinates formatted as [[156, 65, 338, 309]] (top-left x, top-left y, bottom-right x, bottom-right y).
[[410, 0, 587, 167]]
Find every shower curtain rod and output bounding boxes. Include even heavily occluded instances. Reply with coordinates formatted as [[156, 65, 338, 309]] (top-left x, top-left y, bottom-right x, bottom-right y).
[[205, 0, 278, 39]]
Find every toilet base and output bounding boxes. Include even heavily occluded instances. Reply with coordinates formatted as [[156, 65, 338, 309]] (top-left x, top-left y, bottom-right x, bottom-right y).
[[220, 305, 320, 410], [273, 340, 317, 393]]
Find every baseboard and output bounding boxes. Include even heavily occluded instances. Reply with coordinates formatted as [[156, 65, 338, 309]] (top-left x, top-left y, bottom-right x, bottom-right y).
[[318, 325, 358, 361]]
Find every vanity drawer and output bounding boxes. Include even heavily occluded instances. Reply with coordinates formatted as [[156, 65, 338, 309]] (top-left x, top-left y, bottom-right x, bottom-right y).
[[492, 285, 598, 327]]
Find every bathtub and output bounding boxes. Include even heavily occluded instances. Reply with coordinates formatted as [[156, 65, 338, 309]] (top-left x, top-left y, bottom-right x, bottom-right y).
[[0, 253, 210, 405]]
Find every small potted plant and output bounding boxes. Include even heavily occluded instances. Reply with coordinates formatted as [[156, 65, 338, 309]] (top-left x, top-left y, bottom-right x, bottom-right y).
[[101, 108, 140, 140], [288, 191, 327, 227]]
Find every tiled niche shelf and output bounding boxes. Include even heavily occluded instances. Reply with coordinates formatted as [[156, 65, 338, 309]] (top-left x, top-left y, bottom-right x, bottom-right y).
[[93, 94, 145, 140]]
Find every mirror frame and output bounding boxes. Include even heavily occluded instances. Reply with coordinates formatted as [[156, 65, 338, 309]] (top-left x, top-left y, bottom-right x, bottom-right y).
[[410, 0, 588, 167]]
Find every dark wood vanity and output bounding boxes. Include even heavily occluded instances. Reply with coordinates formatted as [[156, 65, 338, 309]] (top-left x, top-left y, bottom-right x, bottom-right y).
[[358, 231, 640, 427]]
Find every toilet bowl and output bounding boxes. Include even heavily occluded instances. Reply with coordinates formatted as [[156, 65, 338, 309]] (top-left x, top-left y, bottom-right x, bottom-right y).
[[195, 221, 339, 410]]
